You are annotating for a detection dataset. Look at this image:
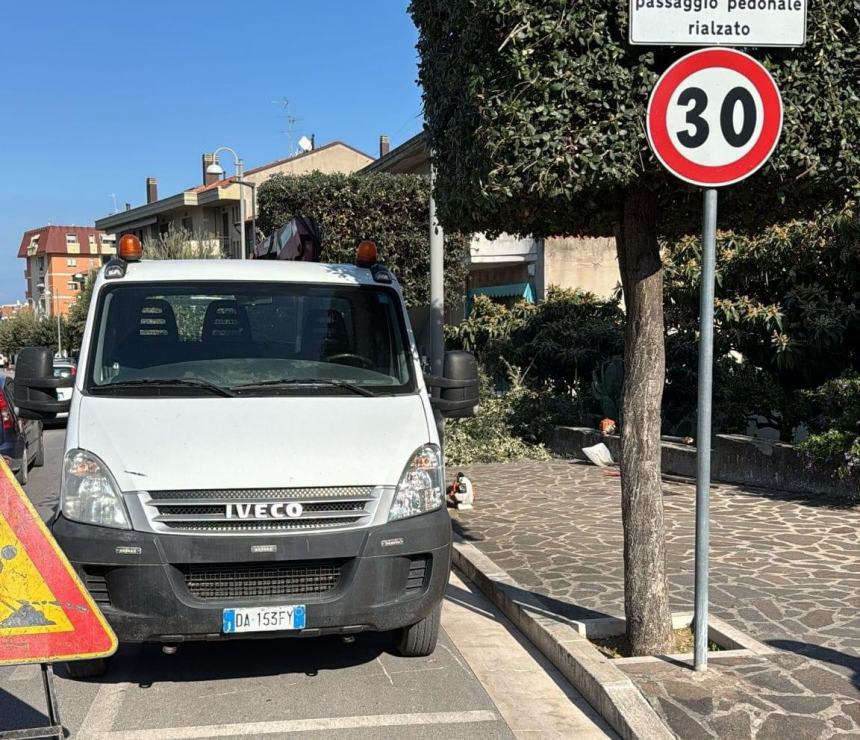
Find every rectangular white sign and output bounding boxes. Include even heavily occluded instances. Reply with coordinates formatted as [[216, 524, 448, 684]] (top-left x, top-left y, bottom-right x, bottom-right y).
[[629, 0, 807, 47]]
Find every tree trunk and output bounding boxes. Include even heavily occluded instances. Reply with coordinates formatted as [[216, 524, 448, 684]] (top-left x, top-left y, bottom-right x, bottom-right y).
[[614, 185, 674, 656]]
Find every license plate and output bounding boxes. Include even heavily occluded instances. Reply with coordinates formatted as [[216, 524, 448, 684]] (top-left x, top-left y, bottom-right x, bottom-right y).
[[222, 605, 306, 634]]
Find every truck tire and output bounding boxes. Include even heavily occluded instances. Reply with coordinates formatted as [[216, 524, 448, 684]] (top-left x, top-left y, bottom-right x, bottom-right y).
[[33, 433, 45, 468], [65, 658, 108, 679], [396, 602, 441, 657]]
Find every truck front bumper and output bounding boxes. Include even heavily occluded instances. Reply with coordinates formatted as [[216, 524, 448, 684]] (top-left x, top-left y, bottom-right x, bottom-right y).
[[52, 508, 451, 643]]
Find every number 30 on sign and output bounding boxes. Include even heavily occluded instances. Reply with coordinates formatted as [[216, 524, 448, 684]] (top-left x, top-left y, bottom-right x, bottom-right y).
[[647, 48, 783, 187]]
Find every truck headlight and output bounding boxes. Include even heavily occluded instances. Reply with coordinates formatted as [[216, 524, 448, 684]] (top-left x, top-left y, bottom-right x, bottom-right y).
[[389, 444, 444, 522], [61, 449, 130, 529]]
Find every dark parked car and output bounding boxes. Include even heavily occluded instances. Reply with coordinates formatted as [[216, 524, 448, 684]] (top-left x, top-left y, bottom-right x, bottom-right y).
[[52, 358, 76, 423], [0, 375, 44, 484]]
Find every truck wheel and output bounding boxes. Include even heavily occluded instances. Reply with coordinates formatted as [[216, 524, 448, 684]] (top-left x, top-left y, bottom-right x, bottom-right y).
[[33, 433, 45, 468], [65, 658, 108, 679], [396, 603, 441, 657]]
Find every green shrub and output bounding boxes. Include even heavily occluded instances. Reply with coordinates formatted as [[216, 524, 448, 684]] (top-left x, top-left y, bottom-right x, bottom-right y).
[[664, 203, 860, 396], [792, 373, 860, 434], [793, 374, 860, 479], [447, 288, 625, 391], [444, 370, 562, 466], [257, 172, 468, 307], [799, 431, 860, 477], [713, 360, 786, 437]]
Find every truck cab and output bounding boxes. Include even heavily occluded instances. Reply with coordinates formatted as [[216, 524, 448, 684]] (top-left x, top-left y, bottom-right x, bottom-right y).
[[13, 237, 477, 677]]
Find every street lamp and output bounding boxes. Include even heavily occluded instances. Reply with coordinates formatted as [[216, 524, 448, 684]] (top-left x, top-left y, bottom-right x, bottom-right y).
[[233, 180, 257, 256], [207, 147, 246, 260], [37, 283, 62, 357]]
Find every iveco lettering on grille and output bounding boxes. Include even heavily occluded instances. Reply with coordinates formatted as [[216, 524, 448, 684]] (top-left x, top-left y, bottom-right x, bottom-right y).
[[225, 502, 304, 519]]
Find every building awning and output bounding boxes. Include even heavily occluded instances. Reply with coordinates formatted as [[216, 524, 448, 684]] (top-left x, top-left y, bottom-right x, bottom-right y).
[[465, 282, 535, 315], [468, 282, 535, 301]]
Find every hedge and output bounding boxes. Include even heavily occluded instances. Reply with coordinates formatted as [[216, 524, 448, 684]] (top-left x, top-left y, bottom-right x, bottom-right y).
[[257, 172, 468, 307]]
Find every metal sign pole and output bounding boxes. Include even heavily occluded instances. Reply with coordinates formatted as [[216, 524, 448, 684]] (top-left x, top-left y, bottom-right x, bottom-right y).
[[0, 663, 63, 739], [694, 187, 718, 671]]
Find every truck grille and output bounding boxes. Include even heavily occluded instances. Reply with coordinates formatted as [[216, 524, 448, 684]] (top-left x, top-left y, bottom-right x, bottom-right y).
[[405, 556, 430, 595], [83, 567, 112, 607], [180, 561, 344, 599], [142, 487, 378, 535]]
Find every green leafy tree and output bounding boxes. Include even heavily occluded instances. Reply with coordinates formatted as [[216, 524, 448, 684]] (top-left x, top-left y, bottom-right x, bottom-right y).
[[143, 224, 222, 260], [410, 0, 858, 654], [0, 310, 60, 358], [665, 202, 860, 432], [257, 172, 468, 307], [66, 273, 96, 353]]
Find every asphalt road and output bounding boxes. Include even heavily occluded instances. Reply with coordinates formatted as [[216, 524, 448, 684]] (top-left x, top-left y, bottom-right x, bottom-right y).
[[1, 427, 612, 739]]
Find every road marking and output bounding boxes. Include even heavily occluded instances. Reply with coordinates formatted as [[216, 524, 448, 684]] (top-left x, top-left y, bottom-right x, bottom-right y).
[[81, 710, 498, 739], [78, 682, 131, 738], [376, 655, 394, 685], [443, 572, 615, 738], [9, 664, 32, 681]]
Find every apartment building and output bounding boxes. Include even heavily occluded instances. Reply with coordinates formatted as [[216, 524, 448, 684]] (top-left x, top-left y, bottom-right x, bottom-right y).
[[0, 303, 25, 320], [95, 141, 374, 259], [361, 133, 621, 310], [17, 226, 116, 317]]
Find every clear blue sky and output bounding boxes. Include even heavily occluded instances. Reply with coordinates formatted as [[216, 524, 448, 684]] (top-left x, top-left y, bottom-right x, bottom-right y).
[[0, 0, 423, 303]]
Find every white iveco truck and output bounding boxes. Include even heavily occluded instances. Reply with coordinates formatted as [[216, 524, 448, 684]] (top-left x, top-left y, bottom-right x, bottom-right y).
[[13, 235, 477, 677]]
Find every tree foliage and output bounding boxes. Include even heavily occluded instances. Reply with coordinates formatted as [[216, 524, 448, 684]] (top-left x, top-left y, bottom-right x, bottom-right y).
[[0, 311, 61, 358], [444, 370, 554, 465], [143, 224, 223, 260], [410, 0, 858, 237], [257, 172, 468, 307], [447, 289, 624, 392], [65, 273, 96, 353], [665, 201, 860, 390], [795, 373, 860, 485]]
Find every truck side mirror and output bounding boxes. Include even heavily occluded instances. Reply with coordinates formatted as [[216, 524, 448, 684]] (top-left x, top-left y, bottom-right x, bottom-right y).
[[426, 350, 479, 418], [12, 347, 72, 420]]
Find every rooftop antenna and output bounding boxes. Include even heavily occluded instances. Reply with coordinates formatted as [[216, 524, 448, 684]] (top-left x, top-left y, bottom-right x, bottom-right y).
[[108, 193, 118, 214], [272, 97, 303, 154]]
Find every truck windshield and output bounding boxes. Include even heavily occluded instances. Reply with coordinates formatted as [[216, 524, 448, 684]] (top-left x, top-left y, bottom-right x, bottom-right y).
[[86, 282, 416, 396]]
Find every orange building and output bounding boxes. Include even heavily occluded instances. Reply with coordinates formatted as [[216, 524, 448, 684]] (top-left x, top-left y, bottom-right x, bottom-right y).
[[0, 303, 25, 320], [17, 226, 116, 317]]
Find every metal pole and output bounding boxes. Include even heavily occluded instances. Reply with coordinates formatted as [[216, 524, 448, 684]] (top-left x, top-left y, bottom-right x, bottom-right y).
[[41, 663, 61, 728], [237, 159, 246, 260], [56, 311, 62, 358], [694, 187, 718, 671], [250, 182, 257, 256], [429, 163, 445, 379]]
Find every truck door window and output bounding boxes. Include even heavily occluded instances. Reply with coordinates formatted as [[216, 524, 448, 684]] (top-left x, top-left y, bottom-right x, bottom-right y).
[[86, 282, 415, 396]]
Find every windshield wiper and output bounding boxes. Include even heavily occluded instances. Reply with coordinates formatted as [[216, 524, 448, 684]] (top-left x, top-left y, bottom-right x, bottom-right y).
[[231, 378, 379, 397], [96, 378, 236, 397]]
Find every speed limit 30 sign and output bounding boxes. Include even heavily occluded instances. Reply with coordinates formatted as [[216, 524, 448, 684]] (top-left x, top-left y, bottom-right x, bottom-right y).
[[647, 48, 783, 187], [646, 47, 785, 672]]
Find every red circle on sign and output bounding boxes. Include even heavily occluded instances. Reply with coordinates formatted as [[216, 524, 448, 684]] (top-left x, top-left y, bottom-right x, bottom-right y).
[[647, 48, 783, 187]]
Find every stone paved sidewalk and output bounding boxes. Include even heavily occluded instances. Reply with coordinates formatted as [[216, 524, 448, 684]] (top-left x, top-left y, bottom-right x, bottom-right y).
[[452, 459, 860, 739]]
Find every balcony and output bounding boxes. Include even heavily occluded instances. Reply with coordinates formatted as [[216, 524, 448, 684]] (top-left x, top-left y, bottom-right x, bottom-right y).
[[468, 233, 539, 266]]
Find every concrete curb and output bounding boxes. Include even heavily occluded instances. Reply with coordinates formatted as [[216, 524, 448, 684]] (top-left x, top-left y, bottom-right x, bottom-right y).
[[452, 537, 675, 740]]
